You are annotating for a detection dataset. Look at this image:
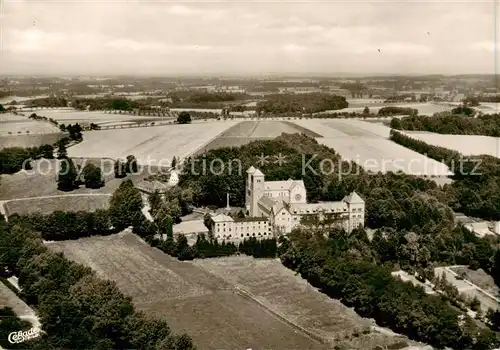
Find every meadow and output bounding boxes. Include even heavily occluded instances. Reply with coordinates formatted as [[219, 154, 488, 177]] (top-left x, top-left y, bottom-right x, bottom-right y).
[[46, 232, 327, 349], [68, 122, 239, 165], [402, 131, 500, 157], [292, 119, 452, 176]]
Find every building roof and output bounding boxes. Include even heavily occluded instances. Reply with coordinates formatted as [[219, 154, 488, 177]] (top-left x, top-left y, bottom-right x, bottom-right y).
[[257, 196, 277, 212], [253, 168, 264, 177], [247, 166, 256, 174], [173, 220, 209, 235], [234, 217, 269, 223], [210, 213, 234, 223], [135, 180, 171, 194], [265, 179, 304, 191], [290, 202, 347, 214], [343, 191, 364, 204]]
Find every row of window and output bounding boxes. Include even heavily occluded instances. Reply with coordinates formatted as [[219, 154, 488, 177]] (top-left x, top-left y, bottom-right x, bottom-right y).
[[292, 207, 347, 214], [216, 232, 271, 239]]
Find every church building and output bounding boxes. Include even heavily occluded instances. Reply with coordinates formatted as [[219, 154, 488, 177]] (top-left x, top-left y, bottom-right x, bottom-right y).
[[245, 166, 365, 234]]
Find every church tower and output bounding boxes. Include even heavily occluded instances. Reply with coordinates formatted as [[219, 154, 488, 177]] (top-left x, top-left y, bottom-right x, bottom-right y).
[[245, 166, 256, 214], [251, 168, 265, 216]]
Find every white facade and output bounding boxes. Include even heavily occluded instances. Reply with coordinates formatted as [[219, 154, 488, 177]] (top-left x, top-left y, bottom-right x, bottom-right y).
[[209, 213, 272, 244], [245, 167, 365, 234]]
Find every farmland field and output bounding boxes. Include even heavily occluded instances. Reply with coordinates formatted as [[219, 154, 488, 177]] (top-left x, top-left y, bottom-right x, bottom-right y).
[[320, 102, 454, 116], [403, 131, 500, 157], [292, 120, 452, 175], [68, 122, 239, 165], [3, 194, 110, 216], [195, 256, 418, 349], [435, 267, 500, 313], [0, 112, 61, 136], [19, 109, 176, 127], [194, 120, 321, 153], [46, 233, 328, 349], [0, 158, 145, 200]]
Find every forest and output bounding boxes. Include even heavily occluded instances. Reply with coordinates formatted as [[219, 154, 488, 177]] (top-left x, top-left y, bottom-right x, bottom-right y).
[[255, 93, 348, 114], [390, 113, 500, 136]]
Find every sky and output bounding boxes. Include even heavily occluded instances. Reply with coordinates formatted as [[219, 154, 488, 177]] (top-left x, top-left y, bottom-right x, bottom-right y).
[[1, 0, 499, 76]]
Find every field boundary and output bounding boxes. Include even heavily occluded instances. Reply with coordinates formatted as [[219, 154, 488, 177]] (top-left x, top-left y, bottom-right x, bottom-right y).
[[232, 284, 327, 345], [282, 120, 324, 138], [194, 260, 327, 345], [188, 121, 242, 158]]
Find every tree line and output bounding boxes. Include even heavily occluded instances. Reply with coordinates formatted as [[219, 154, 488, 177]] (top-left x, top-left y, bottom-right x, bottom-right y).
[[390, 129, 500, 220], [279, 228, 498, 349], [151, 233, 277, 261], [0, 220, 195, 349], [255, 93, 348, 114], [391, 113, 500, 136]]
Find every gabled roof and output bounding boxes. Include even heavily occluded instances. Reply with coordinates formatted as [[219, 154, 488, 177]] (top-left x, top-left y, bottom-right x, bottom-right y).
[[343, 191, 364, 204], [265, 180, 304, 191], [258, 196, 277, 212], [210, 213, 234, 223], [253, 168, 264, 177], [247, 166, 256, 174]]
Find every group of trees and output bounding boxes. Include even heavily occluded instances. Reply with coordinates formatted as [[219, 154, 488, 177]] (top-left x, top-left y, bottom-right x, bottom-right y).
[[389, 130, 500, 220], [179, 133, 335, 208], [391, 113, 500, 137], [177, 112, 192, 124], [167, 91, 249, 109], [255, 93, 348, 114], [28, 113, 59, 128], [0, 221, 194, 349], [152, 233, 277, 261], [114, 155, 138, 178], [378, 106, 418, 116], [0, 307, 33, 349], [57, 159, 104, 191], [279, 228, 498, 349], [0, 143, 58, 174], [59, 123, 82, 141]]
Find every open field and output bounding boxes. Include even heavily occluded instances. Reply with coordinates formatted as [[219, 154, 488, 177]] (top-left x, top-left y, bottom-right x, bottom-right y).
[[0, 158, 145, 200], [46, 233, 327, 349], [195, 120, 321, 153], [0, 132, 65, 149], [450, 267, 500, 298], [320, 102, 454, 116], [0, 281, 35, 317], [0, 120, 60, 135], [291, 119, 452, 175], [194, 256, 417, 349], [68, 122, 239, 165], [3, 194, 110, 216], [18, 109, 174, 127], [435, 266, 500, 313], [403, 131, 500, 157]]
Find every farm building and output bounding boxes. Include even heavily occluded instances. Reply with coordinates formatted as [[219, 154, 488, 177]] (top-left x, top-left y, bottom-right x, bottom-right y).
[[135, 170, 179, 195], [245, 166, 365, 234], [155, 220, 210, 245]]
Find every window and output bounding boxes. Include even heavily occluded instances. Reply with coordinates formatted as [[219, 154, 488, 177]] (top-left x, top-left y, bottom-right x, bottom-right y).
[[246, 233, 249, 236], [241, 234, 243, 237]]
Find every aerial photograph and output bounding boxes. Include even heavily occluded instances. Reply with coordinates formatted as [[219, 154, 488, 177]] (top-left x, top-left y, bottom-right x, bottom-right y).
[[0, 0, 499, 349]]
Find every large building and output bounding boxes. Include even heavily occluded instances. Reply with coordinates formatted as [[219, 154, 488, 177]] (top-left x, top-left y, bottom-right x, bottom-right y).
[[245, 166, 365, 234]]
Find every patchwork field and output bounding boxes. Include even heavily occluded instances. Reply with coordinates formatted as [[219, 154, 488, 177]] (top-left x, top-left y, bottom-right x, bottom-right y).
[[195, 256, 416, 349], [292, 120, 452, 176], [403, 131, 500, 158], [195, 120, 321, 153], [0, 158, 145, 200], [46, 233, 327, 349], [68, 122, 239, 165]]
